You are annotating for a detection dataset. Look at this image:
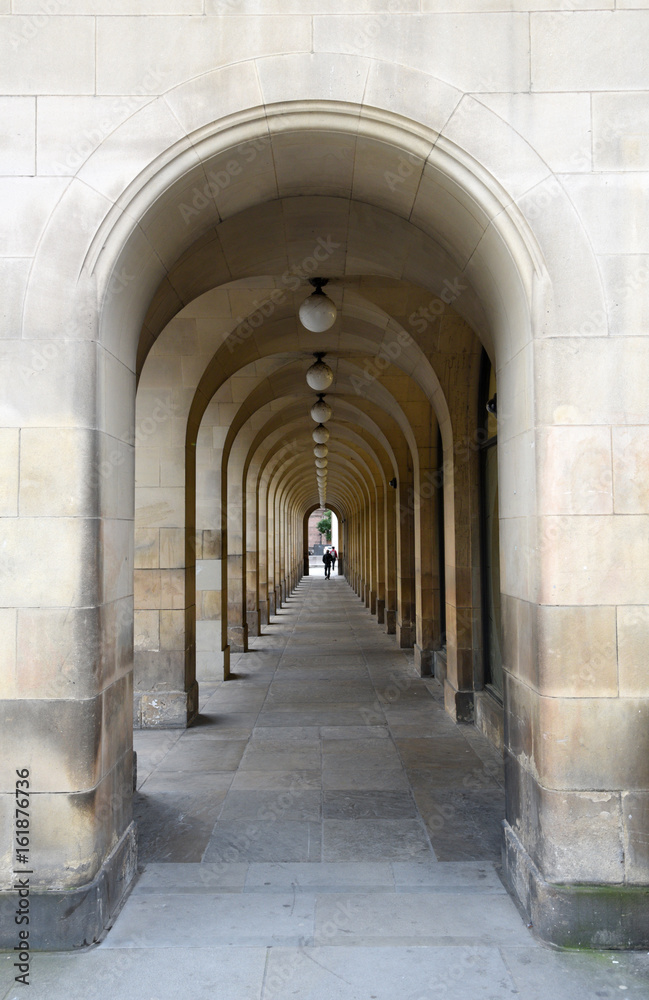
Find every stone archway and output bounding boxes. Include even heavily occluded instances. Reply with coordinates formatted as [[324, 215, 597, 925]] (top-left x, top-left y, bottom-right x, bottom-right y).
[[7, 54, 627, 951]]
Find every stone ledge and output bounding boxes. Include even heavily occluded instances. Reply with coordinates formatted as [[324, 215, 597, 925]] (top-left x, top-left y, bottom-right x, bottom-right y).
[[0, 823, 137, 951], [503, 820, 649, 950]]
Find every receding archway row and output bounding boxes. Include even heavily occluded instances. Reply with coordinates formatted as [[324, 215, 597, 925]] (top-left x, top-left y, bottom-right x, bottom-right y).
[[133, 274, 483, 733]]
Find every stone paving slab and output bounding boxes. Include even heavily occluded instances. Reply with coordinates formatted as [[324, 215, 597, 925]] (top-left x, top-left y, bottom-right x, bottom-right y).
[[244, 862, 395, 893], [0, 949, 269, 1000], [230, 769, 322, 791], [322, 819, 433, 862], [132, 863, 249, 894], [313, 892, 531, 947], [202, 820, 323, 863], [262, 945, 513, 1000], [103, 894, 316, 948], [218, 789, 322, 822], [322, 790, 418, 819]]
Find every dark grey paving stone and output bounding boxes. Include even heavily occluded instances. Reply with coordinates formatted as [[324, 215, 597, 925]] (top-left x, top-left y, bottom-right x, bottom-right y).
[[273, 667, 369, 683], [250, 726, 322, 742], [104, 894, 316, 948], [323, 790, 417, 819], [157, 739, 247, 772], [133, 862, 248, 894], [14, 948, 268, 1000], [219, 789, 321, 822], [230, 769, 321, 791], [322, 819, 432, 861], [412, 788, 506, 862], [203, 821, 322, 863], [313, 892, 530, 946], [239, 747, 322, 771], [406, 762, 502, 791], [265, 683, 375, 706], [320, 726, 389, 740], [134, 790, 227, 864], [246, 736, 321, 754], [139, 770, 233, 795], [259, 709, 382, 727], [245, 862, 394, 893], [321, 738, 401, 759], [322, 760, 409, 791], [263, 945, 514, 1000]]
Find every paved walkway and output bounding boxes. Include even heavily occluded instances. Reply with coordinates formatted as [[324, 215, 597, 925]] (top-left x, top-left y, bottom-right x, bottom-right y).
[[3, 574, 648, 998]]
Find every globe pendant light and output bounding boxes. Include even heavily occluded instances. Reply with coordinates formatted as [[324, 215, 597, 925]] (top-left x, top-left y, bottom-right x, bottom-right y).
[[310, 394, 332, 423], [306, 352, 334, 391], [312, 423, 330, 445], [315, 458, 328, 469], [298, 278, 337, 333], [314, 444, 328, 459]]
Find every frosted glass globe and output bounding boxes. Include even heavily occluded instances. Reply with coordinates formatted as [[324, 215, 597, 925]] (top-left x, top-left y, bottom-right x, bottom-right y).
[[314, 444, 328, 459], [312, 424, 330, 445], [315, 458, 328, 469], [310, 398, 332, 423], [306, 358, 334, 391], [299, 288, 337, 333]]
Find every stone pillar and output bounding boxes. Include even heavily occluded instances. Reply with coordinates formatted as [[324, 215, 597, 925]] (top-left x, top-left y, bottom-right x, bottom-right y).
[[0, 341, 137, 948], [133, 383, 198, 726], [384, 486, 397, 634], [500, 338, 649, 947], [396, 480, 416, 648], [414, 441, 441, 677]]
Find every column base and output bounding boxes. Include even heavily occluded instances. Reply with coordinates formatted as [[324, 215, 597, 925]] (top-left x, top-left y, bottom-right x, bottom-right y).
[[0, 823, 137, 950], [475, 688, 504, 752], [376, 599, 385, 625], [247, 610, 260, 637], [227, 624, 248, 653], [396, 622, 415, 648], [370, 591, 376, 615], [134, 680, 199, 729], [384, 609, 396, 634], [414, 644, 434, 676], [434, 648, 447, 684], [443, 678, 474, 722], [503, 821, 649, 949]]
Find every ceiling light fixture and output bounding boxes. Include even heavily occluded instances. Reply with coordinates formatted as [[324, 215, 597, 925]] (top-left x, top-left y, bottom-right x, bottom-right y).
[[305, 352, 334, 391], [298, 278, 337, 333], [310, 394, 332, 423]]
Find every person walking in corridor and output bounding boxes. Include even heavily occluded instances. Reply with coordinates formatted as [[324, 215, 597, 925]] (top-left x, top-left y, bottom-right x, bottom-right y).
[[323, 548, 333, 579], [330, 547, 337, 573]]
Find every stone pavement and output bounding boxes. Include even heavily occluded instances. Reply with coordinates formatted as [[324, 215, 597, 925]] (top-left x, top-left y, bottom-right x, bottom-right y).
[[2, 574, 648, 998]]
